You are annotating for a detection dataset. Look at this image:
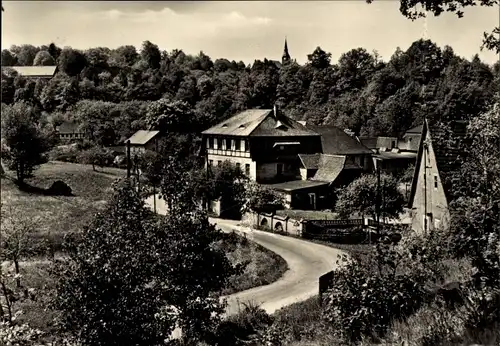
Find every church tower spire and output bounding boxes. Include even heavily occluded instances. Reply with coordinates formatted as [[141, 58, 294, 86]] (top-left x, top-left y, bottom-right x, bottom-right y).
[[282, 37, 291, 65]]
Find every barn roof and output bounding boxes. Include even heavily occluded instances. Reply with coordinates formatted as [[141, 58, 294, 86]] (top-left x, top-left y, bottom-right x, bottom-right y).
[[3, 66, 57, 77], [126, 130, 161, 145], [305, 125, 372, 155]]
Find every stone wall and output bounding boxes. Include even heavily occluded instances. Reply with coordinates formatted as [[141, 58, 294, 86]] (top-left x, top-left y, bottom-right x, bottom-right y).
[[242, 211, 304, 237]]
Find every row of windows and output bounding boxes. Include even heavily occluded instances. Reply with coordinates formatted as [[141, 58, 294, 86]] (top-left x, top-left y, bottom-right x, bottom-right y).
[[60, 133, 84, 138], [209, 160, 251, 176], [206, 137, 249, 152]]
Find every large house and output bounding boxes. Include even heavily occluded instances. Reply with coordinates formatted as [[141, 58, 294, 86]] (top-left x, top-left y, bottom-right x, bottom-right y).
[[2, 66, 58, 80], [408, 119, 468, 233], [202, 107, 322, 183], [202, 107, 376, 211]]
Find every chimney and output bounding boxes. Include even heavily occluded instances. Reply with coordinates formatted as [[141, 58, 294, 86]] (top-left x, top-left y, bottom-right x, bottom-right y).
[[273, 104, 278, 119]]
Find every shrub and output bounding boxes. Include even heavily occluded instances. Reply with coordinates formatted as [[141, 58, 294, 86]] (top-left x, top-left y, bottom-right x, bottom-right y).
[[47, 180, 73, 196], [323, 241, 431, 343]]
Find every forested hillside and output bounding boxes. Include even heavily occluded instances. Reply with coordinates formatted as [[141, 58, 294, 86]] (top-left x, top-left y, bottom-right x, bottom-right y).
[[2, 39, 499, 147]]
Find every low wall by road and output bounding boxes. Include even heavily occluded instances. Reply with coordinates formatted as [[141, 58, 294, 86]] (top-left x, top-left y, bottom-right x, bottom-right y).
[[242, 212, 304, 237]]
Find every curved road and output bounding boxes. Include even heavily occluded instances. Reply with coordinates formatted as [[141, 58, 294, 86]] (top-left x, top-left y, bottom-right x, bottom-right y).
[[144, 195, 346, 316]]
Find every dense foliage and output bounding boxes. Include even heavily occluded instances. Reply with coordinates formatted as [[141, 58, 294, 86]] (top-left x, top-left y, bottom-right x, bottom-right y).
[[0, 102, 49, 183], [1, 39, 498, 152], [335, 173, 405, 221], [53, 180, 235, 345]]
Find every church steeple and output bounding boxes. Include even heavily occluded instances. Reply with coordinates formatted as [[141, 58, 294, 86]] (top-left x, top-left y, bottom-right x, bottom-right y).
[[282, 37, 291, 65]]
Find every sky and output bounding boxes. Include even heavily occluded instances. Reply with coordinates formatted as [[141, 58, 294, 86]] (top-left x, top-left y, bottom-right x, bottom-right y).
[[1, 1, 499, 65]]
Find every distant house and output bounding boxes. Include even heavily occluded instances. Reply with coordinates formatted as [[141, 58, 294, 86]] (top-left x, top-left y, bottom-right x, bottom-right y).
[[2, 65, 58, 80], [125, 130, 162, 155], [408, 119, 468, 233], [358, 134, 417, 175], [56, 121, 85, 141], [399, 125, 422, 152]]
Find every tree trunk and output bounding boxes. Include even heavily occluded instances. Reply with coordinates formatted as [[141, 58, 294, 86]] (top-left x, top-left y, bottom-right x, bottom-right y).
[[1, 280, 13, 323], [14, 260, 21, 288]]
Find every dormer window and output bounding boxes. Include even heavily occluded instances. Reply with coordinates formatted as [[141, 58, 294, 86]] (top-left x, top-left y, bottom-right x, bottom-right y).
[[275, 120, 286, 130], [239, 125, 245, 129], [222, 124, 228, 128]]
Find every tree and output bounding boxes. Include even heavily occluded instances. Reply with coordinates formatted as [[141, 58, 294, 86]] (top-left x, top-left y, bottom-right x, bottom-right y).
[[12, 44, 39, 66], [54, 180, 234, 345], [448, 100, 500, 288], [140, 41, 161, 70], [208, 161, 249, 219], [243, 182, 285, 213], [0, 205, 38, 288], [307, 47, 332, 69], [78, 146, 113, 171], [48, 43, 62, 61], [367, 0, 500, 54], [58, 48, 87, 77], [146, 99, 195, 133], [53, 180, 176, 345], [1, 49, 17, 66], [33, 50, 55, 66], [0, 102, 48, 183], [335, 173, 405, 222]]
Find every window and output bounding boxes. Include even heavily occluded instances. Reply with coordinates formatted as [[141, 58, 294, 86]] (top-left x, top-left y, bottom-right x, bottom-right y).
[[244, 140, 249, 152], [208, 137, 214, 149], [236, 163, 240, 171], [241, 139, 246, 152], [206, 137, 210, 149], [434, 218, 441, 229], [209, 160, 213, 166], [214, 138, 218, 150], [235, 139, 241, 151], [245, 164, 250, 176], [231, 139, 236, 150], [360, 156, 365, 167], [434, 174, 438, 189], [221, 138, 227, 150], [391, 140, 396, 148], [217, 161, 222, 166]]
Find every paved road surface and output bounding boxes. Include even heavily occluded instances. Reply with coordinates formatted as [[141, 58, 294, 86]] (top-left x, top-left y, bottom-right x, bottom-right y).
[[144, 195, 346, 316]]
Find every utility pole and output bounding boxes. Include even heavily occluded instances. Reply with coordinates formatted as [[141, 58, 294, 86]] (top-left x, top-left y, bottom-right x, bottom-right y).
[[376, 159, 381, 235], [126, 140, 131, 179], [423, 142, 428, 234]]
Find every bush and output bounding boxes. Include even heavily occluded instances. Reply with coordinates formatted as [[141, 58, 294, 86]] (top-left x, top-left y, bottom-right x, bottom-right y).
[[323, 242, 432, 343], [47, 180, 73, 196]]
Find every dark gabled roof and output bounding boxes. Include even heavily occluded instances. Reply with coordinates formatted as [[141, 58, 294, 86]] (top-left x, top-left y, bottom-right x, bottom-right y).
[[408, 119, 469, 207], [57, 121, 83, 134], [311, 154, 346, 183], [202, 108, 319, 137], [298, 153, 320, 169], [3, 66, 57, 77], [358, 137, 378, 149], [126, 130, 160, 145], [306, 125, 373, 155], [405, 125, 423, 135]]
